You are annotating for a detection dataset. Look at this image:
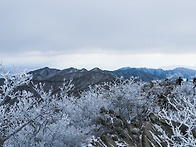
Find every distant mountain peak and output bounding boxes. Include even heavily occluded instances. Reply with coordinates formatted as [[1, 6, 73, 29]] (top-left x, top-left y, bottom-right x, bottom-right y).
[[91, 67, 102, 72], [80, 68, 88, 72], [173, 67, 194, 70], [29, 67, 60, 80], [65, 67, 78, 73], [41, 66, 49, 70], [117, 67, 131, 71]]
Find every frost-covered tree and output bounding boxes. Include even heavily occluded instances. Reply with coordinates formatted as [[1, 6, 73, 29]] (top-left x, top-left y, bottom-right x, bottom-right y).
[[0, 66, 101, 146], [77, 78, 148, 127], [0, 66, 73, 146], [0, 66, 34, 146], [152, 83, 196, 146]]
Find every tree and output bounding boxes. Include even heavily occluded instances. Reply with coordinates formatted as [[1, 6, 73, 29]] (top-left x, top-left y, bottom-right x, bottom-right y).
[[0, 66, 72, 146], [152, 84, 196, 146]]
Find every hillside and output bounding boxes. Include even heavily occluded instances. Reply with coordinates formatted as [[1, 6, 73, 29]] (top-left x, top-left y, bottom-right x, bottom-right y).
[[29, 67, 115, 95]]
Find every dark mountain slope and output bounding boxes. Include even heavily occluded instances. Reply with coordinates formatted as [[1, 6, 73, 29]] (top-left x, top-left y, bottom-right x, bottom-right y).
[[30, 67, 115, 95], [29, 67, 61, 81]]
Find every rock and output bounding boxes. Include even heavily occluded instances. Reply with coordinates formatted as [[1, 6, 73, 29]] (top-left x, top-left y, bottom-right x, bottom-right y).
[[192, 127, 196, 138], [91, 113, 188, 146], [101, 135, 118, 147]]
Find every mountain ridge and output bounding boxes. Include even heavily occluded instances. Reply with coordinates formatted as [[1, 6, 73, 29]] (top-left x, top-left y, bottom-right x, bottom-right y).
[[30, 66, 196, 82], [1, 66, 196, 95]]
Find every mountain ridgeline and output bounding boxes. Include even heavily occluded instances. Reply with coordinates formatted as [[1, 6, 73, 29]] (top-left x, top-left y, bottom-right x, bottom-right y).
[[113, 67, 196, 81], [1, 67, 195, 94], [30, 67, 196, 82], [27, 67, 196, 95]]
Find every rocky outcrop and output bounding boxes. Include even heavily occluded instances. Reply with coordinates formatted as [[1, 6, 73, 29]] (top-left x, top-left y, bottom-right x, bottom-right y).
[[90, 113, 191, 147]]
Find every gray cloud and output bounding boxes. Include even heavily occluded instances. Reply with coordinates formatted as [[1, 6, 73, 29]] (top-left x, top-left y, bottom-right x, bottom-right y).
[[0, 0, 196, 55]]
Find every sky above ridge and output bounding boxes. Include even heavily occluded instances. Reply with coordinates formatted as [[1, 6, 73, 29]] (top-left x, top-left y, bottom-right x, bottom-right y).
[[1, 0, 196, 70]]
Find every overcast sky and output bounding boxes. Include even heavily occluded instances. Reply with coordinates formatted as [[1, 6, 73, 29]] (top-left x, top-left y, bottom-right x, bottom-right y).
[[1, 0, 196, 70]]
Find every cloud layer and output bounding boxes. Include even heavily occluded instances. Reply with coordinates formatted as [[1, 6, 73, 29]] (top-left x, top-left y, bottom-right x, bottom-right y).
[[0, 0, 196, 69]]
